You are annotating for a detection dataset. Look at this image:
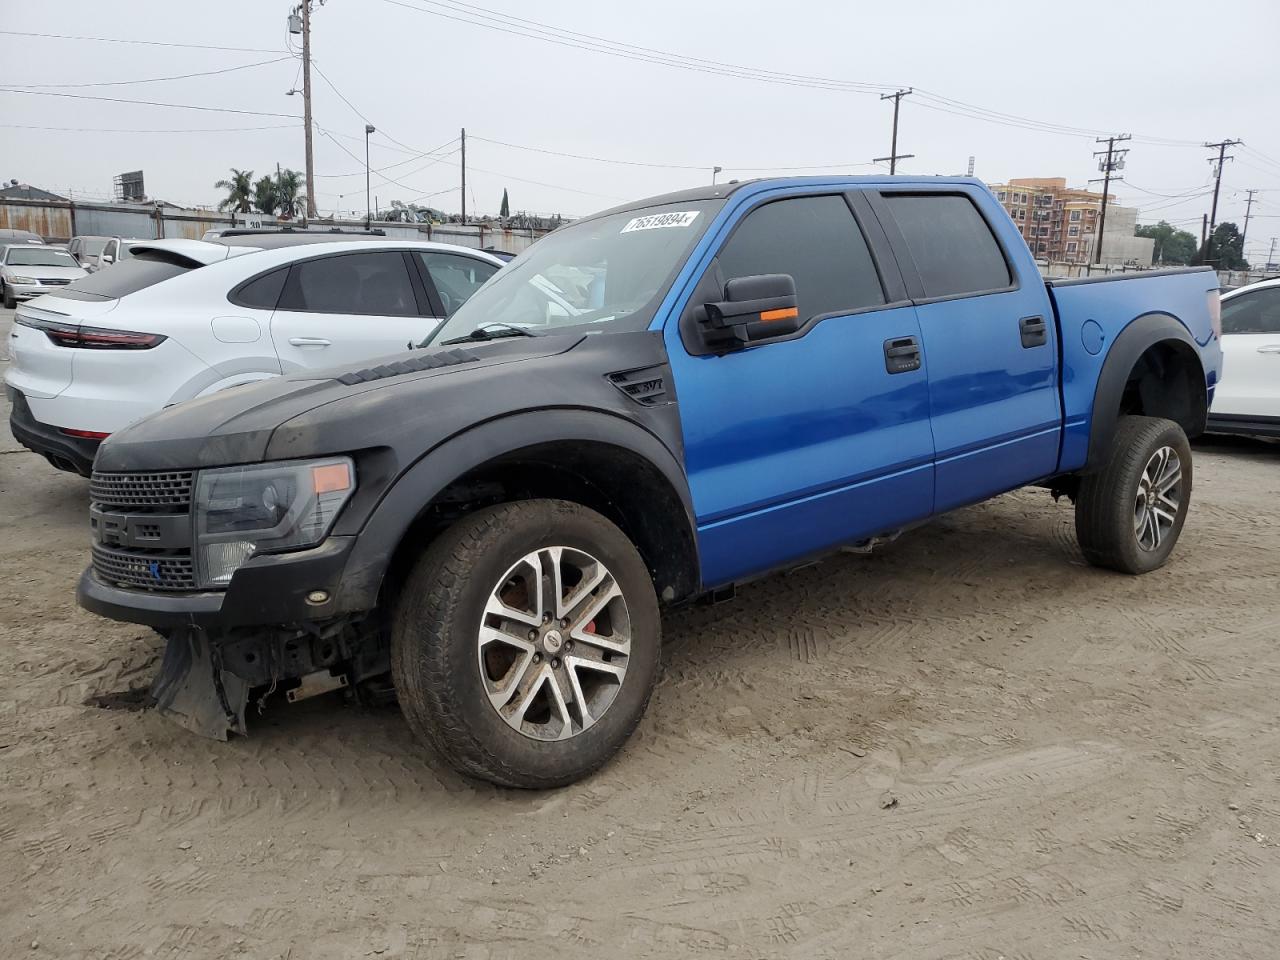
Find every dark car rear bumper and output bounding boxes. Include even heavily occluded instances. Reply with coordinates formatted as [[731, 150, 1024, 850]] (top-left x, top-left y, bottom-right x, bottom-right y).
[[1206, 413, 1280, 440], [6, 388, 100, 476]]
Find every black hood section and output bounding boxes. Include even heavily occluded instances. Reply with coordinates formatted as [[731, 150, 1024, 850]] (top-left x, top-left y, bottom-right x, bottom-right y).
[[94, 334, 583, 472]]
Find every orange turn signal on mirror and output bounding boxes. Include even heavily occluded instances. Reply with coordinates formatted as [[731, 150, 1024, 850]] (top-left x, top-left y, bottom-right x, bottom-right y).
[[311, 462, 352, 494], [759, 306, 798, 323]]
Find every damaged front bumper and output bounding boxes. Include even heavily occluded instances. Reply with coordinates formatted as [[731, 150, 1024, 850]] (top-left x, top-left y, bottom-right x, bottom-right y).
[[146, 618, 388, 741]]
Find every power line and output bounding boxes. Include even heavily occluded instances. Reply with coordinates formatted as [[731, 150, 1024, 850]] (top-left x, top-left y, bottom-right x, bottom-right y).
[[314, 136, 460, 178], [1, 56, 292, 89], [310, 61, 440, 158], [469, 133, 882, 172], [465, 165, 627, 201], [0, 29, 285, 54], [381, 0, 1204, 146], [318, 128, 457, 197], [0, 122, 296, 134], [0, 87, 301, 119]]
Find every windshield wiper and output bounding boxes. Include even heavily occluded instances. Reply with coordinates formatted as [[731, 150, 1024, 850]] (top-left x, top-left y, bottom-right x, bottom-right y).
[[440, 322, 542, 345]]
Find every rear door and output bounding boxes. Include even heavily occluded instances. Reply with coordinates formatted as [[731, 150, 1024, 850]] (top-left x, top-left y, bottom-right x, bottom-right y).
[[269, 250, 440, 371], [1214, 284, 1280, 418], [871, 188, 1062, 511]]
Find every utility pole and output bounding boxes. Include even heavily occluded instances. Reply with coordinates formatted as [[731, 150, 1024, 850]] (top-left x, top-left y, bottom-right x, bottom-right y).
[[300, 1, 317, 221], [460, 127, 466, 224], [1241, 188, 1258, 253], [1268, 237, 1277, 270], [1203, 139, 1241, 265], [1089, 134, 1130, 265], [874, 88, 914, 175], [364, 123, 375, 224]]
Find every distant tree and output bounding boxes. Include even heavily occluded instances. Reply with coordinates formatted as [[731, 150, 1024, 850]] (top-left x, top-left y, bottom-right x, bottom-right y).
[[499, 188, 510, 219], [1136, 220, 1198, 265], [253, 176, 279, 216], [275, 169, 304, 220], [1206, 221, 1250, 270], [215, 168, 254, 214]]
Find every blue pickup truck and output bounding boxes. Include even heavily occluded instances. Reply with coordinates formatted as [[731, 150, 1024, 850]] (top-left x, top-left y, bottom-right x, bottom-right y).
[[77, 176, 1222, 787]]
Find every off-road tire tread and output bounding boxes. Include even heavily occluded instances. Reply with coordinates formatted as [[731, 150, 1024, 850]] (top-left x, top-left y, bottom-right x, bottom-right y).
[[392, 500, 658, 789], [1075, 414, 1192, 574]]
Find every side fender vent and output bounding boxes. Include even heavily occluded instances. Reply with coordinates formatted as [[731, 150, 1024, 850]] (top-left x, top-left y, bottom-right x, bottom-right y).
[[608, 364, 672, 406], [336, 348, 479, 386]]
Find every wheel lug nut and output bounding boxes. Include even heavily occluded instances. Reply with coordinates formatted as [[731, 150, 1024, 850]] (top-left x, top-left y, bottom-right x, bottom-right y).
[[564, 640, 572, 651], [551, 658, 561, 669], [533, 653, 542, 663], [528, 629, 538, 641], [560, 618, 569, 628]]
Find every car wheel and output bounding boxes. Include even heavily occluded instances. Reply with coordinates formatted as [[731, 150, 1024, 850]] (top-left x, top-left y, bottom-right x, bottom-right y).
[[1075, 415, 1192, 574], [2, 283, 14, 310], [392, 499, 661, 788]]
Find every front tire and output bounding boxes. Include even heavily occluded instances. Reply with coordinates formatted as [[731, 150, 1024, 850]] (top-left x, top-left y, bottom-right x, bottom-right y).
[[1075, 415, 1192, 574], [392, 499, 661, 788], [2, 284, 14, 310]]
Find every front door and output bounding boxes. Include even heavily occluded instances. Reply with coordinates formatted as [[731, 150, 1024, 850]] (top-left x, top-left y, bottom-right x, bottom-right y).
[[1214, 283, 1280, 420], [665, 192, 936, 587], [269, 250, 440, 371], [872, 189, 1062, 511]]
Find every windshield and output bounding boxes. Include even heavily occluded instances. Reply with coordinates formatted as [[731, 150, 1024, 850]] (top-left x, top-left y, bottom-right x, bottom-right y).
[[429, 199, 722, 343], [6, 247, 80, 267]]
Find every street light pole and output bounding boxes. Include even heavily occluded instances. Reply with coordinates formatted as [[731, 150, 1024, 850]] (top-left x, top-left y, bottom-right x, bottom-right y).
[[364, 123, 375, 224], [712, 166, 722, 185]]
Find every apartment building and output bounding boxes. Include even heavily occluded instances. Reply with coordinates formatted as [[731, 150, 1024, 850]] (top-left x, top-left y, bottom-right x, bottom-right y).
[[987, 176, 1152, 267]]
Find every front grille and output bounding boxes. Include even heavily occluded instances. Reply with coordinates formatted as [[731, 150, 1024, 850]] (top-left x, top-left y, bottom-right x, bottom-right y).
[[92, 542, 196, 592], [91, 470, 194, 512], [91, 470, 198, 592], [39, 278, 71, 286]]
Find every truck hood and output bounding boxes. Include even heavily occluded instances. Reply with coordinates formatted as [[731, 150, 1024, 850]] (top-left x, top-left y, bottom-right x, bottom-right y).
[[94, 333, 585, 472]]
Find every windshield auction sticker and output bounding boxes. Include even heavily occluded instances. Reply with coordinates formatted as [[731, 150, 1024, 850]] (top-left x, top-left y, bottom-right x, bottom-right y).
[[620, 211, 701, 233]]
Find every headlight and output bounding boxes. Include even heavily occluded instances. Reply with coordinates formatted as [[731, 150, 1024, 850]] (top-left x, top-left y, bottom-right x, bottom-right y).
[[194, 457, 355, 588], [8, 275, 36, 284]]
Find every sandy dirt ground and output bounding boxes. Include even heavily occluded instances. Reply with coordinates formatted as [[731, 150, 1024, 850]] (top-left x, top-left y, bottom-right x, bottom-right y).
[[3, 306, 1280, 959]]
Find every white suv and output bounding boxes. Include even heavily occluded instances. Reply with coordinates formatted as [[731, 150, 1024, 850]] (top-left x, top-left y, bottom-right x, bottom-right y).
[[5, 234, 503, 474]]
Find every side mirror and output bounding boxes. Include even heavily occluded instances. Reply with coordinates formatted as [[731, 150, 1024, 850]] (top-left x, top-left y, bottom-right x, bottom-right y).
[[701, 274, 800, 347]]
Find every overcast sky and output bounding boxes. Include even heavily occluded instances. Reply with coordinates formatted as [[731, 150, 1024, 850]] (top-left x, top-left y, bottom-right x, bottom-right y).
[[5, 0, 1280, 260]]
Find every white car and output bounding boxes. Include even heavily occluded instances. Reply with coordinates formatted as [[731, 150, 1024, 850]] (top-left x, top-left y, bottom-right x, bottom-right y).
[[5, 234, 502, 475], [1207, 275, 1280, 440], [67, 235, 150, 273], [1, 244, 89, 307]]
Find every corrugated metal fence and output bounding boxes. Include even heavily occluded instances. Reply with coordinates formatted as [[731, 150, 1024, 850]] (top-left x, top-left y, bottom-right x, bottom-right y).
[[0, 198, 552, 253]]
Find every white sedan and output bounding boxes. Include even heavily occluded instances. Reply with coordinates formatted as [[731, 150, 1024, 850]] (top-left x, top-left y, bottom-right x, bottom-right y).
[[1207, 275, 1280, 440], [4, 234, 502, 475]]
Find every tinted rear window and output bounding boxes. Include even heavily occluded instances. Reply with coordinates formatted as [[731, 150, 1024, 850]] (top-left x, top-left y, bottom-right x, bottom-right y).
[[883, 193, 1012, 299], [63, 252, 195, 300]]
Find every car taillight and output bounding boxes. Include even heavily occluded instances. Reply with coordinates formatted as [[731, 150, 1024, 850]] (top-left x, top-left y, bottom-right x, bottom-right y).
[[59, 427, 111, 440], [1207, 289, 1221, 339], [16, 314, 166, 350]]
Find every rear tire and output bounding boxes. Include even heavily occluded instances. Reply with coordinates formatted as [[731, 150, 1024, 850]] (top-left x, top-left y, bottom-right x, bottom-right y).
[[1075, 415, 1192, 574], [391, 499, 661, 788]]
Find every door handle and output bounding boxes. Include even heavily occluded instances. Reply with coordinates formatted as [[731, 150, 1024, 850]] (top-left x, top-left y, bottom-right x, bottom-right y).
[[1257, 345, 1280, 354], [288, 337, 331, 347], [883, 335, 921, 374], [1019, 315, 1048, 348]]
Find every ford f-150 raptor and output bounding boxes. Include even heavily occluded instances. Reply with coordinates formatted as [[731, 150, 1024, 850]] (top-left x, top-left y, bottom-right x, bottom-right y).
[[74, 176, 1223, 788]]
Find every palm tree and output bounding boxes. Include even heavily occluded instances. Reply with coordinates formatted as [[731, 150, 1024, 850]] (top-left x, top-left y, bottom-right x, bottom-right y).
[[276, 168, 304, 220], [215, 168, 254, 213], [253, 176, 278, 216]]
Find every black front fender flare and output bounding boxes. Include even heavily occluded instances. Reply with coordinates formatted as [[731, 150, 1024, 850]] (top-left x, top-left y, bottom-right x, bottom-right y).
[[333, 408, 697, 611]]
